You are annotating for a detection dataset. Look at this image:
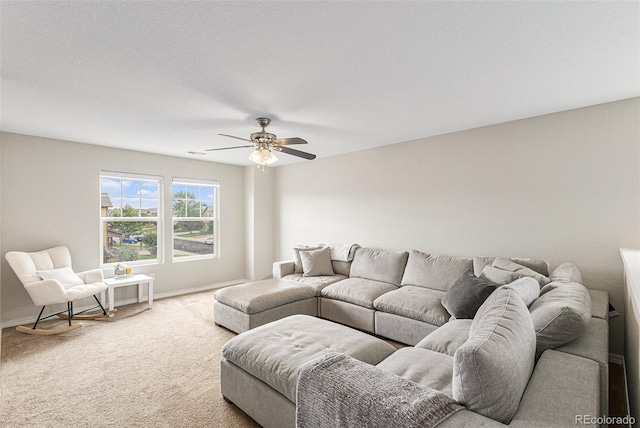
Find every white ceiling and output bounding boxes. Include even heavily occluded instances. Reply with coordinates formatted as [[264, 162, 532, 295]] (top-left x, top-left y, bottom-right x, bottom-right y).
[[1, 1, 639, 166]]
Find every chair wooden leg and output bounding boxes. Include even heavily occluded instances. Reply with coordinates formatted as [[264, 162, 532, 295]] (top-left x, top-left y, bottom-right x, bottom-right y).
[[16, 324, 83, 335], [16, 305, 84, 335]]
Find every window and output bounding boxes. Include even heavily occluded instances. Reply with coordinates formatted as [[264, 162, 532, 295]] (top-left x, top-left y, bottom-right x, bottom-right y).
[[100, 171, 162, 265], [172, 178, 219, 261]]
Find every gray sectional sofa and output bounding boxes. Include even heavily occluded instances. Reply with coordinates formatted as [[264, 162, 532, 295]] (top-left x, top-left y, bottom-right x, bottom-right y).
[[217, 245, 609, 427]]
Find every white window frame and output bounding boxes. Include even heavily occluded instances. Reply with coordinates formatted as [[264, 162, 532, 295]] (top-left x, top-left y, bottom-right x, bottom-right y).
[[100, 171, 163, 267], [171, 177, 220, 262]]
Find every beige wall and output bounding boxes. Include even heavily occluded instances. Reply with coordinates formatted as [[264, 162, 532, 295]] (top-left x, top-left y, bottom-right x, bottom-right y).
[[274, 97, 640, 354], [243, 165, 275, 280], [1, 132, 246, 325]]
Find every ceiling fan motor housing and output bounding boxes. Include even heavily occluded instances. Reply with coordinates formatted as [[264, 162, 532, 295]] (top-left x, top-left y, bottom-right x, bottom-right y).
[[251, 131, 277, 143]]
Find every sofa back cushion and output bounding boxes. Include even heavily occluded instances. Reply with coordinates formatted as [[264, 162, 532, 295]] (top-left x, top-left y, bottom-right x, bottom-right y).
[[549, 262, 583, 284], [331, 260, 351, 277], [349, 248, 409, 286], [401, 250, 473, 292], [491, 258, 550, 287], [501, 277, 540, 307], [529, 281, 591, 358], [452, 288, 536, 424], [473, 256, 549, 277]]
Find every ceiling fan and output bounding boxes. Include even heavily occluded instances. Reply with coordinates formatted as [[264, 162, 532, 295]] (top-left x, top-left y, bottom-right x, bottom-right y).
[[206, 118, 316, 167]]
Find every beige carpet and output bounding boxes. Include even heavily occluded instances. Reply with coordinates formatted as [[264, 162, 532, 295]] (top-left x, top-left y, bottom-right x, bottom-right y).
[[0, 290, 259, 428]]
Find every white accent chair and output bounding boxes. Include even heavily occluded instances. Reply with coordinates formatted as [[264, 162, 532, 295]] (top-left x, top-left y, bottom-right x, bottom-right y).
[[5, 246, 110, 335]]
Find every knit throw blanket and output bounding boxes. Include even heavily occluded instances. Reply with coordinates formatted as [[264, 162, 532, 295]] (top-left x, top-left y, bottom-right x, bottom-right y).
[[296, 353, 462, 428]]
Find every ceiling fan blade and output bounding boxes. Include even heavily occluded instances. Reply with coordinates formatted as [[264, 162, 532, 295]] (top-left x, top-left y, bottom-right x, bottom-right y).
[[274, 137, 308, 145], [205, 145, 254, 151], [272, 146, 316, 160], [218, 133, 253, 143]]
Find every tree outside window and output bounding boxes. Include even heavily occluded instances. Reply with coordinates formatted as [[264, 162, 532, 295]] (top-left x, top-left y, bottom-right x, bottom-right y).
[[101, 172, 162, 265], [172, 180, 218, 260]]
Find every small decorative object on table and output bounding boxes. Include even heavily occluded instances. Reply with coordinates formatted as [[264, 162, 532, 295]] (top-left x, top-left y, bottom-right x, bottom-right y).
[[114, 262, 128, 277]]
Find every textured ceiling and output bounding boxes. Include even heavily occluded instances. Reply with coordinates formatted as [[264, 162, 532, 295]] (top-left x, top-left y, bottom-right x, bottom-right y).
[[1, 1, 639, 166]]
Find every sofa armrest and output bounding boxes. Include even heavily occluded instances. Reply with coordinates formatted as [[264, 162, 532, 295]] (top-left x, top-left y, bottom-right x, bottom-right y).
[[509, 350, 600, 427], [554, 317, 609, 415], [273, 260, 295, 278]]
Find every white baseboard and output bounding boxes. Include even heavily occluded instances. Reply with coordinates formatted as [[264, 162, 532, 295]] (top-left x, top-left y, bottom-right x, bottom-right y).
[[1, 278, 249, 329]]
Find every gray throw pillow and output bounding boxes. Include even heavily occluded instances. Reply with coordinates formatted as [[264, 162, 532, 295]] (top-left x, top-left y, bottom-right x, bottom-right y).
[[300, 247, 335, 277], [441, 270, 497, 319], [293, 245, 323, 273]]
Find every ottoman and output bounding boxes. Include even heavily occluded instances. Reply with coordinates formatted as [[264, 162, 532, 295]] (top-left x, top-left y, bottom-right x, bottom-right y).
[[213, 279, 317, 334], [220, 315, 397, 428]]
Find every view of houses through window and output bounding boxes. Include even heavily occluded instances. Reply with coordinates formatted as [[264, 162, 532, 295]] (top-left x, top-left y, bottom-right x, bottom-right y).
[[100, 173, 218, 265], [172, 178, 218, 260], [100, 172, 161, 265]]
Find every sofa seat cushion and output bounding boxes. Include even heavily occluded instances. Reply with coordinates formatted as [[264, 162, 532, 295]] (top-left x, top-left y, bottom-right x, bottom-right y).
[[213, 279, 315, 314], [376, 347, 454, 398], [401, 250, 473, 292], [374, 285, 450, 326], [453, 288, 536, 424], [416, 319, 473, 356], [349, 247, 409, 286], [321, 277, 398, 309], [222, 315, 396, 403], [282, 273, 347, 295]]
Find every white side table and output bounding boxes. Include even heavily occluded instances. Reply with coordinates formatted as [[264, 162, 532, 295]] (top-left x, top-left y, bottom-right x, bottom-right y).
[[103, 274, 154, 317]]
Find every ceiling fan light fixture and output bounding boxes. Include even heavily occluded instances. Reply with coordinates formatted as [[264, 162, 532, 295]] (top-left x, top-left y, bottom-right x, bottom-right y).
[[249, 147, 278, 166]]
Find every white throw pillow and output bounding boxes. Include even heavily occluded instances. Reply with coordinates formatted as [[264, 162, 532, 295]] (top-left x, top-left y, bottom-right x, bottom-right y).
[[300, 247, 335, 277], [293, 245, 323, 273], [37, 266, 84, 287]]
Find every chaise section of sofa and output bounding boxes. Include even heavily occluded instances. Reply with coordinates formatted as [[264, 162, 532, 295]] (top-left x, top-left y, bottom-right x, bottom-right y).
[[294, 287, 601, 427]]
